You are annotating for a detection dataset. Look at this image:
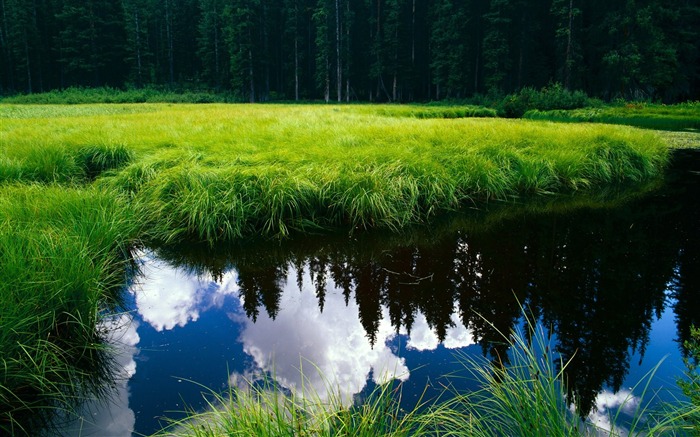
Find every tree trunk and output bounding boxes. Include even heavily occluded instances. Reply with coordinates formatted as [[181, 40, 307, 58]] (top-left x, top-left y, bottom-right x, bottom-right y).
[[214, 16, 220, 89], [294, 35, 299, 100], [0, 0, 13, 91], [249, 48, 255, 102], [564, 0, 573, 89], [134, 9, 143, 86], [166, 0, 174, 86], [293, 0, 299, 101], [23, 28, 31, 93], [335, 0, 341, 102], [325, 56, 330, 102]]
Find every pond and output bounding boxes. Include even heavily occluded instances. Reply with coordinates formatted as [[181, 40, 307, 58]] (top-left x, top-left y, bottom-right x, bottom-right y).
[[63, 149, 699, 436]]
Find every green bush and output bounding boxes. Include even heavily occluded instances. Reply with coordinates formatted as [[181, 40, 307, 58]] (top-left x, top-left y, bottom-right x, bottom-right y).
[[498, 83, 594, 118], [0, 86, 239, 104]]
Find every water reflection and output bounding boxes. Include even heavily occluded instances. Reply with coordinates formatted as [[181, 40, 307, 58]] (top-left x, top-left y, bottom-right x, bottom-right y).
[[146, 149, 699, 420], [57, 315, 139, 436]]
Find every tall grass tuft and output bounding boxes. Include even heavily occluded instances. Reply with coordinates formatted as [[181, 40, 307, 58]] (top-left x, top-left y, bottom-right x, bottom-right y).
[[429, 311, 700, 437], [433, 315, 586, 437], [157, 370, 433, 437], [74, 143, 135, 180], [0, 184, 139, 434], [155, 308, 700, 437]]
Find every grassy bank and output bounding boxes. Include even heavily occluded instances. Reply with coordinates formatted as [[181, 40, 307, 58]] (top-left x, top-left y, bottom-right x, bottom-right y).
[[1, 104, 670, 242], [0, 185, 138, 434], [0, 103, 672, 432], [524, 102, 700, 131]]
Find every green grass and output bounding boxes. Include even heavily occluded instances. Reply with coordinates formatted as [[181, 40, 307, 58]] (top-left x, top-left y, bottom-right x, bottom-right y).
[[524, 101, 700, 131], [339, 104, 498, 119], [1, 103, 670, 242], [433, 315, 700, 437], [678, 326, 700, 432], [0, 103, 674, 431], [155, 312, 700, 437], [0, 184, 138, 434], [157, 372, 431, 437]]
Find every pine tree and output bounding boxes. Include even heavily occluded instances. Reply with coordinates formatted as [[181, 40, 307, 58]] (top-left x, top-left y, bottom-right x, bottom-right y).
[[551, 0, 580, 89], [198, 0, 227, 89], [2, 0, 42, 93], [224, 0, 259, 101], [429, 0, 468, 99], [313, 0, 331, 102], [482, 0, 511, 94], [122, 0, 153, 87], [56, 0, 126, 87]]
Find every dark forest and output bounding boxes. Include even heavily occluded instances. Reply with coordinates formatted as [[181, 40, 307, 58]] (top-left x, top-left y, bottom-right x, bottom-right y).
[[1, 0, 698, 102]]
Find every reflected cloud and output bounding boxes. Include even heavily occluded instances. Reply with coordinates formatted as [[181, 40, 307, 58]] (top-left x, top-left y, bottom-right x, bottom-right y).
[[586, 389, 640, 436], [404, 306, 475, 351], [61, 314, 139, 437], [131, 251, 239, 331], [233, 267, 409, 405]]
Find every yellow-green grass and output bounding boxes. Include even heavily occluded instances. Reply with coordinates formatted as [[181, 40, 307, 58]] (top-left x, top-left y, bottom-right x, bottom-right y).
[[1, 104, 670, 242], [0, 103, 672, 431]]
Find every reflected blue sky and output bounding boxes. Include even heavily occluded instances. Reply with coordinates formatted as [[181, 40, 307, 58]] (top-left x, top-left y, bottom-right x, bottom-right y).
[[63, 250, 685, 437]]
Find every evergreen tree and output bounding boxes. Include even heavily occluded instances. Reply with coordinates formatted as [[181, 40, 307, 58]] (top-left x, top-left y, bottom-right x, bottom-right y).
[[198, 0, 228, 89], [551, 0, 581, 90], [0, 0, 698, 101], [122, 0, 153, 87], [56, 0, 126, 87], [224, 0, 259, 101], [2, 0, 35, 92], [313, 0, 331, 101], [429, 0, 468, 99], [482, 0, 511, 94]]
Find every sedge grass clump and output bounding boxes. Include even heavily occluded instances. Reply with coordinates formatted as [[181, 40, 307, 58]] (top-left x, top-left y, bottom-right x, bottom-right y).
[[74, 143, 135, 180], [155, 310, 700, 437], [157, 371, 432, 437], [0, 86, 235, 104], [0, 184, 139, 434], [430, 311, 700, 437], [434, 319, 587, 436], [342, 104, 497, 119]]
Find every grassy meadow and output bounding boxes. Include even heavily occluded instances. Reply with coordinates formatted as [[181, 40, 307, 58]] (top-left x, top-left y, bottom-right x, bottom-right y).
[[0, 103, 676, 433], [2, 103, 670, 241], [524, 101, 700, 131]]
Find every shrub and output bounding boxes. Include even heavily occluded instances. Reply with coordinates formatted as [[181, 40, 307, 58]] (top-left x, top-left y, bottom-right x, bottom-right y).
[[498, 83, 593, 118]]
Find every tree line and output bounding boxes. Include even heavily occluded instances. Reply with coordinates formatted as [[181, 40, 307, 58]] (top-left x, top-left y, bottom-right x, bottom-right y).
[[1, 0, 698, 102]]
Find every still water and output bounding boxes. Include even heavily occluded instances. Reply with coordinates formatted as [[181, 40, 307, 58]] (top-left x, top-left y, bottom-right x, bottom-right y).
[[67, 150, 699, 436]]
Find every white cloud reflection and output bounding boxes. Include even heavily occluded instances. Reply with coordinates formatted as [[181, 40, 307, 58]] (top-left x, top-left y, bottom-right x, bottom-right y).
[[130, 251, 239, 331], [127, 253, 476, 412], [232, 269, 410, 405], [61, 314, 139, 437], [584, 389, 641, 436], [403, 306, 475, 351]]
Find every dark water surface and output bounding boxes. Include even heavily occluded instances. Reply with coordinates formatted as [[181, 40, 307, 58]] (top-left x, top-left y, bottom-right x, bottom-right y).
[[66, 150, 699, 436]]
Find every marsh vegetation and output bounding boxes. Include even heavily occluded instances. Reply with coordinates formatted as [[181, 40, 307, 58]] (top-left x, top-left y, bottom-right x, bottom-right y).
[[0, 103, 690, 434]]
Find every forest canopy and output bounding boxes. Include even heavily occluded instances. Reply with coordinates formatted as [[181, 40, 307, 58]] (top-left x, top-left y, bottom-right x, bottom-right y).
[[1, 0, 698, 103]]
